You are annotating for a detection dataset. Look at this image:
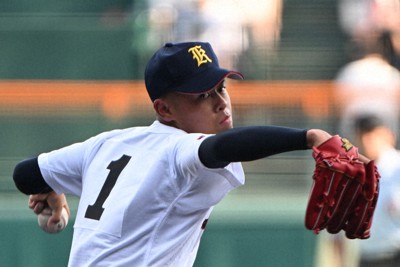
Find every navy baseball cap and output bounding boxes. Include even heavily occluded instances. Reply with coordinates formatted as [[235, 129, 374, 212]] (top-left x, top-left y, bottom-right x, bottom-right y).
[[144, 42, 244, 102]]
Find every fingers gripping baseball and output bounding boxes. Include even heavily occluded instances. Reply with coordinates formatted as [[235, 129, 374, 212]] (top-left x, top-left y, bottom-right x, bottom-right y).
[[30, 192, 70, 233]]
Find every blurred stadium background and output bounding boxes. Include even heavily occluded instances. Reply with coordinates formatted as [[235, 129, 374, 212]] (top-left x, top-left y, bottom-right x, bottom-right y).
[[1, 0, 398, 266]]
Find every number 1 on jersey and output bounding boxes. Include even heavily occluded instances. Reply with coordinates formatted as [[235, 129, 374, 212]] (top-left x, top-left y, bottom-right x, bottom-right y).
[[85, 154, 131, 220]]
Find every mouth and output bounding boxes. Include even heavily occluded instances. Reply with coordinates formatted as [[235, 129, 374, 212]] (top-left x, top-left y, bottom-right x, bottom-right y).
[[219, 115, 231, 125]]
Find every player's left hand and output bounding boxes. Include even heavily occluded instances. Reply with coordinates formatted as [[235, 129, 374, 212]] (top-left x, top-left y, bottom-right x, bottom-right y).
[[305, 135, 380, 239], [306, 129, 332, 148]]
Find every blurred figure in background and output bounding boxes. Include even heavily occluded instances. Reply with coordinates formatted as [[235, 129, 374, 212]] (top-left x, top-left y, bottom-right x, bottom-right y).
[[353, 114, 400, 267], [320, 114, 400, 267], [334, 31, 400, 142], [142, 0, 283, 70], [335, 0, 400, 142], [338, 0, 400, 65], [322, 2, 400, 266]]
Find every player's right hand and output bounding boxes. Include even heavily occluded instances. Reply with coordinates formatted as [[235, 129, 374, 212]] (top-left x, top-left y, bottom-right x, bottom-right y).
[[29, 192, 70, 224]]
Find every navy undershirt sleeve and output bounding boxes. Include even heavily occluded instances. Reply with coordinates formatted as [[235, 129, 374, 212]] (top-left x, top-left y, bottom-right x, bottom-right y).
[[13, 157, 53, 195], [199, 126, 308, 168]]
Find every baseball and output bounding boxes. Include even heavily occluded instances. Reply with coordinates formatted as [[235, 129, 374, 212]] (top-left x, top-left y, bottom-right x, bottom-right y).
[[38, 207, 69, 234]]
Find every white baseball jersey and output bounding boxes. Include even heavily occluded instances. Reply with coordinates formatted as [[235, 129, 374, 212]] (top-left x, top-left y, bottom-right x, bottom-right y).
[[38, 120, 244, 266]]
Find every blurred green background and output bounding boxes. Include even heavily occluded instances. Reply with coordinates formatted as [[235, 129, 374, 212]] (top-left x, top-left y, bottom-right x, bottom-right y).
[[0, 0, 353, 266]]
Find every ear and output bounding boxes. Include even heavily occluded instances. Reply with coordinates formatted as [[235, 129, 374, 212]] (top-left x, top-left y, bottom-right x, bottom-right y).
[[153, 98, 175, 122]]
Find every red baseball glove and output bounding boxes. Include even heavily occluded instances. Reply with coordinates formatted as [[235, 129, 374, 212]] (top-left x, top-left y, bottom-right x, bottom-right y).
[[305, 135, 380, 239]]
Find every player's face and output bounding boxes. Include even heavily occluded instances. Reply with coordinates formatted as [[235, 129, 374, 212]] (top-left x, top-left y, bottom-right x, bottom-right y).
[[166, 79, 233, 134]]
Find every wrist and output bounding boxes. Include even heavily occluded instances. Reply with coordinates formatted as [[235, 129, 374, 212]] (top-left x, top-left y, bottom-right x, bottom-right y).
[[306, 129, 332, 148]]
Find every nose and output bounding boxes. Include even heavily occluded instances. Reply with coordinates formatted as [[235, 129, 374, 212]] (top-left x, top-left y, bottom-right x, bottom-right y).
[[214, 90, 228, 111]]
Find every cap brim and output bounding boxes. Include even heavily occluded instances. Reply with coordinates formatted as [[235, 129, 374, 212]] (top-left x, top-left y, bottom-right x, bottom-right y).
[[173, 66, 244, 95]]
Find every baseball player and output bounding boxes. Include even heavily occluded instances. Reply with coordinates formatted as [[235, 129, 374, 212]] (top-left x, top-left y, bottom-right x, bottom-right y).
[[13, 42, 370, 266]]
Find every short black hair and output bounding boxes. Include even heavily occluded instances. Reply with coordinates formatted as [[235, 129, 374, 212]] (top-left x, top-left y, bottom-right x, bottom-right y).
[[353, 114, 386, 134]]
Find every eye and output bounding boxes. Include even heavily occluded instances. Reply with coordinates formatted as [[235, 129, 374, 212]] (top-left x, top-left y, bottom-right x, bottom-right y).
[[199, 92, 211, 99], [217, 86, 227, 94]]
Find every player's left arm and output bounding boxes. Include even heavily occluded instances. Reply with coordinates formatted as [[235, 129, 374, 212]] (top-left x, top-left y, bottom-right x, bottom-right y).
[[198, 126, 332, 168]]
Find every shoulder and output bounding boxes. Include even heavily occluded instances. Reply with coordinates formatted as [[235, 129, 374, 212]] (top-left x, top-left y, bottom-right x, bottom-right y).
[[89, 127, 147, 144]]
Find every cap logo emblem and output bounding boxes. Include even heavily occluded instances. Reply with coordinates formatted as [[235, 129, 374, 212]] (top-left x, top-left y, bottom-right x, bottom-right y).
[[188, 45, 212, 66]]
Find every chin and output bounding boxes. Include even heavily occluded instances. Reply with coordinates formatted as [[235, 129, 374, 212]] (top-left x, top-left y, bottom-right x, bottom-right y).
[[216, 125, 232, 133]]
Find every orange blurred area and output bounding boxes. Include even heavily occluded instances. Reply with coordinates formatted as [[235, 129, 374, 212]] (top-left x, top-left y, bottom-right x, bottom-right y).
[[0, 80, 335, 120]]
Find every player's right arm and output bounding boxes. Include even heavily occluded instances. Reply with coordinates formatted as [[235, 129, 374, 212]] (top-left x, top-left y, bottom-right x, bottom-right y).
[[13, 157, 53, 194], [13, 129, 123, 223], [13, 157, 70, 223]]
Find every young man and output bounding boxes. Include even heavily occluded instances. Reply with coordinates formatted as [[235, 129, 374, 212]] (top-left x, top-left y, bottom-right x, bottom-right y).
[[14, 42, 342, 266], [353, 115, 400, 267]]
